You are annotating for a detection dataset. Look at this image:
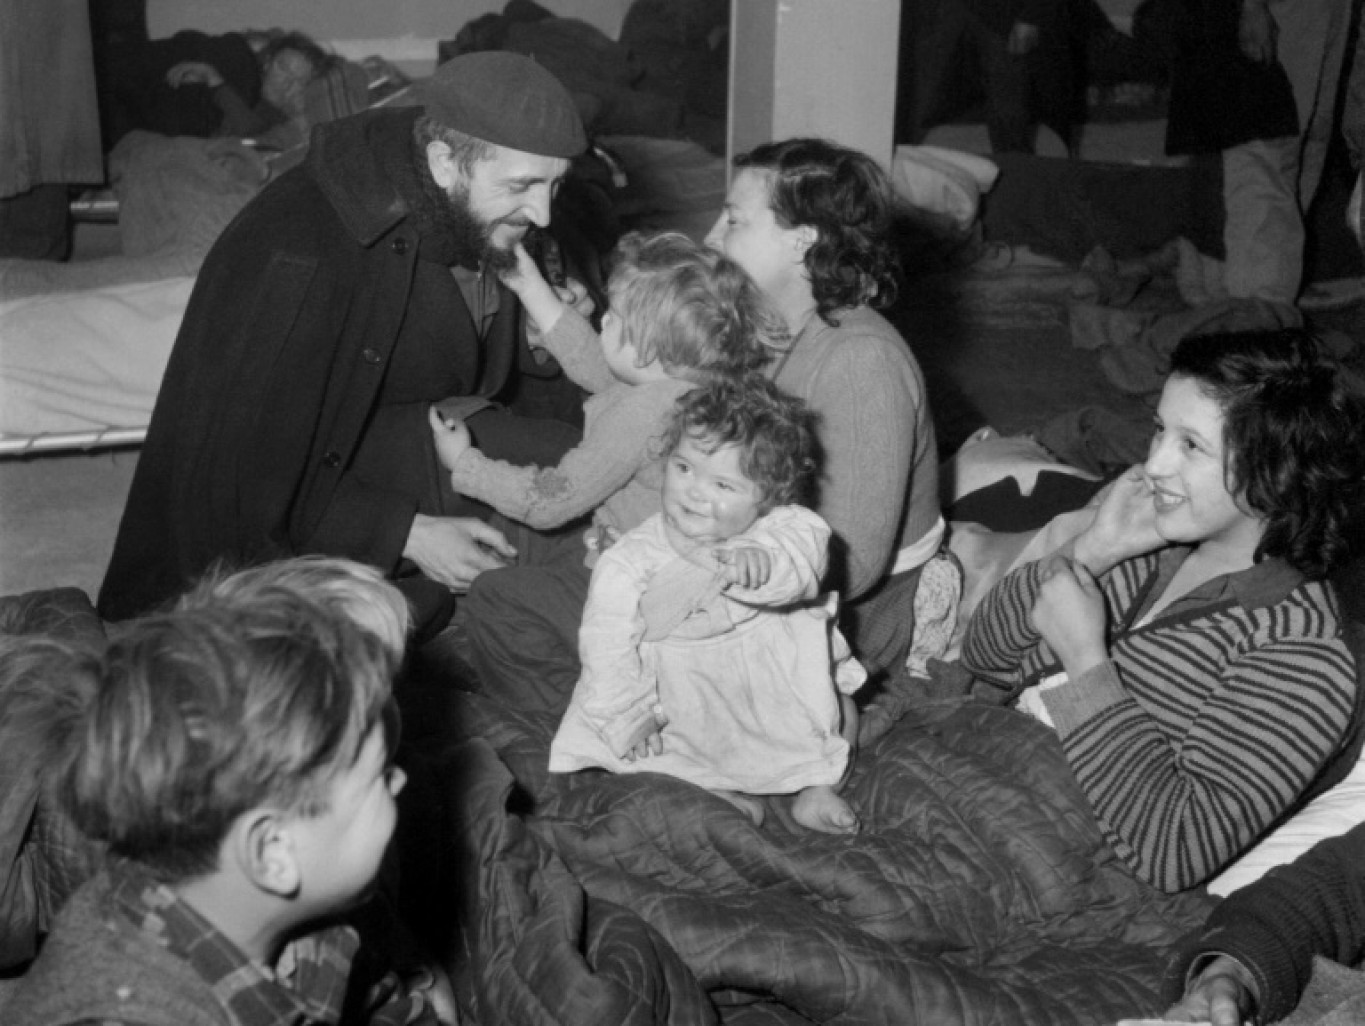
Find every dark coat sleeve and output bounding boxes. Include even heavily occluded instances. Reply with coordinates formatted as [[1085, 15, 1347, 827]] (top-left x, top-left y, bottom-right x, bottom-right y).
[[98, 165, 420, 620], [1163, 822, 1365, 1023]]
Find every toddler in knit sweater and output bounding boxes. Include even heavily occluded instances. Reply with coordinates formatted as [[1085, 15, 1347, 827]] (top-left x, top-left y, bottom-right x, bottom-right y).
[[429, 231, 787, 558]]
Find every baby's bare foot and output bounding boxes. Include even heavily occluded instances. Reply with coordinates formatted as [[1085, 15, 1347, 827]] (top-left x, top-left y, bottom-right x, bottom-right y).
[[792, 785, 858, 835], [715, 790, 765, 826]]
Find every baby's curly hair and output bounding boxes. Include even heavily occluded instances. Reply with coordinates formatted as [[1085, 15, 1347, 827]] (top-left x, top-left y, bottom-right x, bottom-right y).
[[733, 138, 899, 324], [659, 375, 819, 510], [1168, 327, 1365, 579], [607, 231, 789, 382]]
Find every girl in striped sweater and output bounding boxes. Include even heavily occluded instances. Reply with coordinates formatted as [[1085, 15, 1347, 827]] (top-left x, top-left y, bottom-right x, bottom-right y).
[[962, 328, 1364, 892]]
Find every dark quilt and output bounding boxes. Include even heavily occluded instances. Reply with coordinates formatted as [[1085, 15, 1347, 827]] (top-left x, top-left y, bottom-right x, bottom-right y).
[[401, 691, 1216, 1026]]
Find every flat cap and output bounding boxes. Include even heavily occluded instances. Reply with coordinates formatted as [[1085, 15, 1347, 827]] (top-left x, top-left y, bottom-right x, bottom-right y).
[[416, 50, 586, 158]]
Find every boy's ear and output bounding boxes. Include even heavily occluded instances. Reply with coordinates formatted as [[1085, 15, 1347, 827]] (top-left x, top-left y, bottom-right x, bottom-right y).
[[236, 810, 301, 899]]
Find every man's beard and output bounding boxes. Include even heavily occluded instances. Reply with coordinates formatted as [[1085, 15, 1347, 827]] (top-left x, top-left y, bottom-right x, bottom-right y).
[[425, 174, 523, 274]]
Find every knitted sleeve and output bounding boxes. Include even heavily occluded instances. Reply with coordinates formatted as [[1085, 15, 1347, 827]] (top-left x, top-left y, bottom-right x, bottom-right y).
[[958, 556, 1050, 687], [1165, 822, 1365, 1022], [537, 307, 615, 394], [1043, 591, 1357, 892], [963, 561, 1358, 891], [447, 380, 684, 530]]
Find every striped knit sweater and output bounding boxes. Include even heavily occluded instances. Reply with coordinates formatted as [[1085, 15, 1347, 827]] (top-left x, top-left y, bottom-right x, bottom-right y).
[[961, 549, 1357, 892]]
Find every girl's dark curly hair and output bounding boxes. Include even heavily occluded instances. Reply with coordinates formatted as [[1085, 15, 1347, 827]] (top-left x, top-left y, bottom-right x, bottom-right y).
[[733, 138, 899, 325], [1168, 328, 1365, 579], [659, 375, 820, 510]]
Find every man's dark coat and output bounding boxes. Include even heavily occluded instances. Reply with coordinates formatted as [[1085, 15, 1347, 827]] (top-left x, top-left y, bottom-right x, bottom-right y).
[[98, 107, 527, 623]]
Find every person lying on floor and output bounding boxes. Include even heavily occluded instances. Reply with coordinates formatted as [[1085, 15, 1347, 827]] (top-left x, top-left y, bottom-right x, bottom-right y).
[[960, 327, 1364, 892], [1160, 819, 1365, 1025], [549, 376, 865, 834], [101, 28, 338, 151]]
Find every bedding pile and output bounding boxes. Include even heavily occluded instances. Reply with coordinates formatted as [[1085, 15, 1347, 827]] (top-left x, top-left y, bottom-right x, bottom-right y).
[[403, 689, 1216, 1025]]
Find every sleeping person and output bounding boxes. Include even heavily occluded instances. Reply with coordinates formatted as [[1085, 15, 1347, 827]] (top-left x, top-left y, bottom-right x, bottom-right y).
[[961, 327, 1364, 891], [101, 28, 337, 150], [549, 377, 866, 835]]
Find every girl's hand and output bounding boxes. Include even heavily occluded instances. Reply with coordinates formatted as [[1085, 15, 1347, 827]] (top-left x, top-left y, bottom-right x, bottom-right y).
[[624, 706, 668, 761], [1073, 466, 1163, 577], [1031, 555, 1109, 677], [716, 544, 773, 590], [428, 406, 473, 471], [625, 728, 665, 761]]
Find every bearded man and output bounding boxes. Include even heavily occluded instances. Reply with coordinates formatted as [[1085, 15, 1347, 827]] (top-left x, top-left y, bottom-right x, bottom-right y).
[[98, 52, 589, 637]]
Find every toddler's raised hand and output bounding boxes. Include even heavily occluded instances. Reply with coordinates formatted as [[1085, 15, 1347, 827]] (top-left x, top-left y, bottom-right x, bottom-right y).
[[716, 544, 772, 590], [428, 405, 473, 471], [497, 243, 565, 338]]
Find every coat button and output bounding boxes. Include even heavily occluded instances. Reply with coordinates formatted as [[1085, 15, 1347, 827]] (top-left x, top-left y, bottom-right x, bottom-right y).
[[323, 451, 342, 468], [361, 346, 381, 364], [391, 237, 409, 255]]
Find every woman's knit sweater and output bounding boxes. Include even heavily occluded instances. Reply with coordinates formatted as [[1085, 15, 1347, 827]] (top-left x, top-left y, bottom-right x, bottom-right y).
[[770, 306, 940, 600], [962, 549, 1357, 891]]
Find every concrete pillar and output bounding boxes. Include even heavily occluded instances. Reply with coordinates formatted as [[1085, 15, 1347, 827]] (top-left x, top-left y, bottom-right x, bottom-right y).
[[726, 0, 902, 169]]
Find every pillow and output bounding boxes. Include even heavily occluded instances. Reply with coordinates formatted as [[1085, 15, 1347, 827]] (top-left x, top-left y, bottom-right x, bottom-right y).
[[1206, 751, 1365, 898], [1208, 611, 1365, 897]]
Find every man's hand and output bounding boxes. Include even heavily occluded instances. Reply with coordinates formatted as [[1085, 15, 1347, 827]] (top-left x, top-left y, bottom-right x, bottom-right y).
[[1238, 0, 1278, 65], [166, 61, 224, 89], [1007, 21, 1040, 55], [1163, 955, 1257, 1026], [428, 406, 473, 472], [716, 544, 773, 590], [402, 514, 516, 592]]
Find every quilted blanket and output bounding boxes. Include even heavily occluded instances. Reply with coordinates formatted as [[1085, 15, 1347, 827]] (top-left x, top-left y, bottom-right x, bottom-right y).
[[402, 691, 1216, 1026]]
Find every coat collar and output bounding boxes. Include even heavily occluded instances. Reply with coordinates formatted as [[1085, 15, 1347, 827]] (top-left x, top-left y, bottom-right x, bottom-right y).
[[306, 107, 421, 248]]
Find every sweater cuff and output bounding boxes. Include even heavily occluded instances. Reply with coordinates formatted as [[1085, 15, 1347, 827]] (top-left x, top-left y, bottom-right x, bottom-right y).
[[1194, 924, 1293, 1024], [1039, 659, 1127, 735]]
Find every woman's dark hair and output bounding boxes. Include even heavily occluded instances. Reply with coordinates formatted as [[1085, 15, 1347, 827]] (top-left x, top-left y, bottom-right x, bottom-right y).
[[733, 138, 899, 324], [1168, 328, 1365, 578], [659, 375, 819, 510]]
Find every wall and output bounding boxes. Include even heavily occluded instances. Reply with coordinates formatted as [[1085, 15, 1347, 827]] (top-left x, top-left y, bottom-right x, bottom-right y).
[[729, 1, 901, 169], [146, 0, 634, 74]]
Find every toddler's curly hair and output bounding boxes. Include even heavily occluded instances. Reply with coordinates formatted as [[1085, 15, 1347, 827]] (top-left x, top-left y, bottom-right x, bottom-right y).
[[660, 375, 819, 509]]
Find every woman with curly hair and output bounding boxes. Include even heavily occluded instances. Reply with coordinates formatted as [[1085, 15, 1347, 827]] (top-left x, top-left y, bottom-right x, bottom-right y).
[[705, 138, 944, 683], [962, 327, 1364, 892]]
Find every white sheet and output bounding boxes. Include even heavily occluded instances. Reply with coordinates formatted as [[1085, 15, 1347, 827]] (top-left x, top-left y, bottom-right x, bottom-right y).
[[0, 275, 191, 442]]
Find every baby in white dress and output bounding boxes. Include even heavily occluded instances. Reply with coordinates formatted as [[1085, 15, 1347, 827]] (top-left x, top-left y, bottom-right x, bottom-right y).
[[550, 376, 865, 834]]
